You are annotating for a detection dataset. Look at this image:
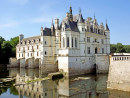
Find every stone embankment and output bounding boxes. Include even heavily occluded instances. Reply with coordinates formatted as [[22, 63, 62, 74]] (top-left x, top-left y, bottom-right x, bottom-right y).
[[107, 53, 130, 92]]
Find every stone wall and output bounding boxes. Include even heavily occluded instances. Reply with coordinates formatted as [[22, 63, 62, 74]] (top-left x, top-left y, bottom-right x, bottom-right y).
[[107, 54, 130, 91], [94, 54, 110, 74], [7, 57, 20, 68]]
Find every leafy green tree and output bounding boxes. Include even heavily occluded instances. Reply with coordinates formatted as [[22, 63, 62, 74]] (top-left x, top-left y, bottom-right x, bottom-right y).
[[9, 36, 19, 57], [1, 41, 12, 63]]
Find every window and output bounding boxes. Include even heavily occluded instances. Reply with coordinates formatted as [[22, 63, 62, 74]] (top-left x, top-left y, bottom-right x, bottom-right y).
[[67, 37, 69, 47], [32, 46, 33, 50], [87, 37, 90, 42], [84, 50, 85, 53], [45, 51, 47, 55], [87, 26, 89, 32], [45, 41, 46, 45], [101, 39, 104, 44], [84, 38, 85, 41], [19, 54, 20, 57], [37, 52, 38, 56], [63, 37, 65, 47], [37, 45, 39, 49], [82, 28, 84, 31], [75, 38, 77, 48], [87, 47, 90, 54], [23, 47, 25, 51], [72, 37, 73, 47], [19, 48, 20, 51], [28, 46, 29, 50], [22, 54, 23, 57], [28, 53, 29, 57], [102, 48, 104, 53]]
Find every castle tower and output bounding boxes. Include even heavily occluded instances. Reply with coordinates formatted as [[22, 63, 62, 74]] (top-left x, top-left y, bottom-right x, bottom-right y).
[[105, 20, 110, 54], [77, 8, 85, 57]]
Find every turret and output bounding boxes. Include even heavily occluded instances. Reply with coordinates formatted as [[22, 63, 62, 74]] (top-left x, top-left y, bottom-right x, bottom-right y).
[[105, 20, 110, 54], [77, 8, 85, 57], [78, 8, 84, 23], [69, 5, 73, 22], [51, 19, 55, 36], [19, 34, 24, 44]]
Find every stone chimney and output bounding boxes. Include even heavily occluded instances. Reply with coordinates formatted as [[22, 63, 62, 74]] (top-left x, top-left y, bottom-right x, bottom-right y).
[[19, 34, 24, 44], [55, 19, 59, 30]]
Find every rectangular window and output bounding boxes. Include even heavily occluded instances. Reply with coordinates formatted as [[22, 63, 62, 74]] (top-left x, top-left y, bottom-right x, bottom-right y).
[[87, 37, 90, 42], [72, 37, 73, 48], [37, 52, 38, 56], [101, 39, 104, 44], [87, 47, 90, 54], [67, 37, 69, 47], [87, 26, 89, 32], [19, 48, 20, 51], [28, 53, 29, 57], [75, 38, 77, 48], [102, 48, 104, 53], [28, 46, 29, 50], [63, 37, 65, 47], [37, 45, 39, 49]]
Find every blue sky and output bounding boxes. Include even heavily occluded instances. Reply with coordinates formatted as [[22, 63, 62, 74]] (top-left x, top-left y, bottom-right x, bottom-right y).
[[0, 0, 130, 45]]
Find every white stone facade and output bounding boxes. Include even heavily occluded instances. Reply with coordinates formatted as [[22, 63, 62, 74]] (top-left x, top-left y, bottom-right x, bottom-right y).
[[15, 6, 110, 76]]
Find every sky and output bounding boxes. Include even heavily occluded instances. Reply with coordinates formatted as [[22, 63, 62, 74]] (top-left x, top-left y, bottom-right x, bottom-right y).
[[0, 0, 130, 45]]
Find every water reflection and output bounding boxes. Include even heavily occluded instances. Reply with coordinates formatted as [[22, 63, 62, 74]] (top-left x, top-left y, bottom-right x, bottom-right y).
[[1, 68, 130, 98]]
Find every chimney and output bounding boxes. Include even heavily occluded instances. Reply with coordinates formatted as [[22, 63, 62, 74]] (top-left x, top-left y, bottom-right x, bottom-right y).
[[55, 19, 59, 30]]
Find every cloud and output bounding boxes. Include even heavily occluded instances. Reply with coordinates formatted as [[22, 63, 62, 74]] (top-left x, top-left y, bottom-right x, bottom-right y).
[[9, 0, 28, 5], [0, 22, 19, 28], [30, 17, 52, 23]]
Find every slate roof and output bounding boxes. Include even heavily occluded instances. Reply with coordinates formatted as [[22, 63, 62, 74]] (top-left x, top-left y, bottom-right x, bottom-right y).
[[78, 14, 84, 23], [43, 28, 53, 36], [65, 20, 79, 32], [21, 35, 41, 41], [105, 23, 109, 31]]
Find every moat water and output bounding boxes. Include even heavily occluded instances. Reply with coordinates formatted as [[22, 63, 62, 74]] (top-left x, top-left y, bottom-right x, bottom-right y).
[[0, 68, 130, 98]]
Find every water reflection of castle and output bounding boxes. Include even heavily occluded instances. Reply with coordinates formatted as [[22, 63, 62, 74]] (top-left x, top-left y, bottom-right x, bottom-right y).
[[8, 68, 108, 98]]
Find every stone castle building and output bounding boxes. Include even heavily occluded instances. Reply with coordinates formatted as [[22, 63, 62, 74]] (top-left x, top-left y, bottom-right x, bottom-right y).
[[15, 6, 110, 76]]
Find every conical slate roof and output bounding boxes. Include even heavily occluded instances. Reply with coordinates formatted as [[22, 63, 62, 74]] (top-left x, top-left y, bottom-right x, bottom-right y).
[[105, 23, 109, 31], [78, 13, 84, 23]]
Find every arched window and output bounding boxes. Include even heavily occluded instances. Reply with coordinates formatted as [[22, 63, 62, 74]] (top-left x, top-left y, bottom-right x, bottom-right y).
[[67, 37, 69, 47], [63, 37, 65, 47], [75, 38, 77, 48], [72, 37, 73, 48]]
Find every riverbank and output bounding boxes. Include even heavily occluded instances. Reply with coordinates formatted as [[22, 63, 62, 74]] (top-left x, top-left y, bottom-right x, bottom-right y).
[[0, 64, 7, 68]]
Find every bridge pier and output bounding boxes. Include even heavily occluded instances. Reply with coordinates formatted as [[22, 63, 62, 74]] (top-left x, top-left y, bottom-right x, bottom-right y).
[[28, 58, 34, 68], [20, 59, 25, 68]]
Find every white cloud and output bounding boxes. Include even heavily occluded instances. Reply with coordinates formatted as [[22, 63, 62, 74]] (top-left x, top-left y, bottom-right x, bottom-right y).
[[10, 0, 28, 5], [30, 17, 52, 23], [0, 22, 19, 28]]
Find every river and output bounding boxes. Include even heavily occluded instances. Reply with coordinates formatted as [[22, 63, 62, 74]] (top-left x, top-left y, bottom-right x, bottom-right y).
[[0, 68, 130, 98]]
